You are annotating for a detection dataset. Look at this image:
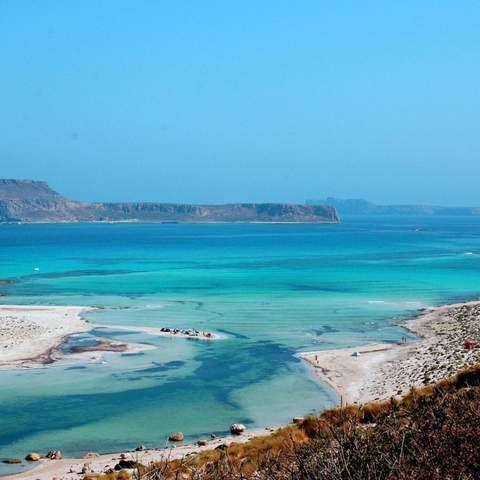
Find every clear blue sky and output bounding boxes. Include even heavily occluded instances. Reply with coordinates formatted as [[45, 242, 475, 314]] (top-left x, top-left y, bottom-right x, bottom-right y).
[[1, 1, 479, 205]]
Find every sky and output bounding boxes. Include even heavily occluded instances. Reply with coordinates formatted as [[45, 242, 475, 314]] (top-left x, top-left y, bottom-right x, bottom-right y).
[[1, 1, 479, 205]]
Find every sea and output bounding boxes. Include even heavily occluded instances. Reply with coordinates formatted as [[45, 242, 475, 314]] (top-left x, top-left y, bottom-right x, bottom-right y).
[[1, 216, 480, 474]]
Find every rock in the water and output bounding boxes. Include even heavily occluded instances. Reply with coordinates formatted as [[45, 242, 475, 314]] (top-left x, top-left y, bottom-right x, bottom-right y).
[[168, 432, 184, 442], [2, 459, 22, 464], [135, 445, 145, 451], [114, 459, 139, 470], [292, 417, 304, 425], [25, 452, 41, 461], [230, 423, 246, 435], [197, 439, 208, 446], [210, 433, 216, 439]]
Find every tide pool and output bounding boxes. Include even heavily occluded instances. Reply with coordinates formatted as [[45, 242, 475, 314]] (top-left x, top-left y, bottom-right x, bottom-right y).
[[1, 217, 480, 474]]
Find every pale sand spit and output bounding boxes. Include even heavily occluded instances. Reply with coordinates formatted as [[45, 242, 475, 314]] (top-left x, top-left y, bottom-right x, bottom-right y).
[[97, 324, 223, 340], [0, 305, 221, 370]]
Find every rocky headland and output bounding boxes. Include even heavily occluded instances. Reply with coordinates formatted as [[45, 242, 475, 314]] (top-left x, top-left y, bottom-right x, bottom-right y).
[[0, 179, 339, 224]]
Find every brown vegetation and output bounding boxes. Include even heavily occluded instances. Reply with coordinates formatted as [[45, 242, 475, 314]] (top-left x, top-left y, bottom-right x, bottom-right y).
[[88, 365, 480, 480]]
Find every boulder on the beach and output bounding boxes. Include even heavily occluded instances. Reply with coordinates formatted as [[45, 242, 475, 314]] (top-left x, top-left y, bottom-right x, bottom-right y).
[[197, 439, 208, 446], [292, 416, 305, 425], [168, 432, 184, 442], [83, 452, 99, 459], [2, 458, 22, 464], [114, 459, 140, 470], [46, 450, 62, 460], [25, 452, 41, 461], [230, 423, 246, 435]]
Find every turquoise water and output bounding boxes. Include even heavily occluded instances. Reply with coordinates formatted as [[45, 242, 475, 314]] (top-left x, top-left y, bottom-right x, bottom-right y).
[[1, 217, 480, 474]]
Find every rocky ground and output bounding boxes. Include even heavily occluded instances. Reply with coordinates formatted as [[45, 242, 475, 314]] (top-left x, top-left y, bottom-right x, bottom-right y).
[[360, 302, 480, 400], [0, 315, 45, 350]]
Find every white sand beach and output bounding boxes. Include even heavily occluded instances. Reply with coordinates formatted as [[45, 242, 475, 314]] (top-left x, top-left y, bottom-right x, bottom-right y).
[[300, 301, 480, 405], [299, 343, 405, 405], [0, 305, 92, 369]]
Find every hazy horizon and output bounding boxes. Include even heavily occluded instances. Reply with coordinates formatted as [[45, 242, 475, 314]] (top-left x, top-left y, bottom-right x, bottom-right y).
[[1, 1, 479, 205]]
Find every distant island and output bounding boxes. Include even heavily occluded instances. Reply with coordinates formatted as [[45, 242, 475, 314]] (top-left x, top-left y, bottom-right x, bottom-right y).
[[0, 180, 339, 224], [307, 197, 480, 216]]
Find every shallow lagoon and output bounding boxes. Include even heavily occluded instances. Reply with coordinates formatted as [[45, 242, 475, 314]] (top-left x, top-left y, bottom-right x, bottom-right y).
[[1, 217, 480, 473]]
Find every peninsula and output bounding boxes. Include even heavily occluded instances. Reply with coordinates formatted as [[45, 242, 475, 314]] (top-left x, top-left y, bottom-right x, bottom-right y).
[[0, 180, 339, 224]]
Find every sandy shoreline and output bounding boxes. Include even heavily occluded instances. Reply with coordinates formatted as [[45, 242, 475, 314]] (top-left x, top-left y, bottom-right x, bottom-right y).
[[299, 343, 406, 405], [299, 300, 480, 405], [2, 427, 279, 480]]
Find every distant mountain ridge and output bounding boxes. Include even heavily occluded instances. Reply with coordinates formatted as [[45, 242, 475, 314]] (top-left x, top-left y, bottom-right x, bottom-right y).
[[0, 180, 339, 223], [306, 197, 480, 216]]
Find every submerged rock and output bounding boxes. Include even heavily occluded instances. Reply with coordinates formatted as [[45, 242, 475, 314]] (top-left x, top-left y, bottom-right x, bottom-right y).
[[2, 458, 22, 464]]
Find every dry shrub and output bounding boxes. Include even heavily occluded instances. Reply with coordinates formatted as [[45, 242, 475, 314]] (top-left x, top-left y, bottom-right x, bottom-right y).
[[358, 399, 391, 423]]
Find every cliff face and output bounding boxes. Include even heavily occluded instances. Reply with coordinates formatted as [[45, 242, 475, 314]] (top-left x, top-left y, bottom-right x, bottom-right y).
[[0, 180, 88, 222], [0, 180, 339, 223], [307, 197, 480, 216]]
